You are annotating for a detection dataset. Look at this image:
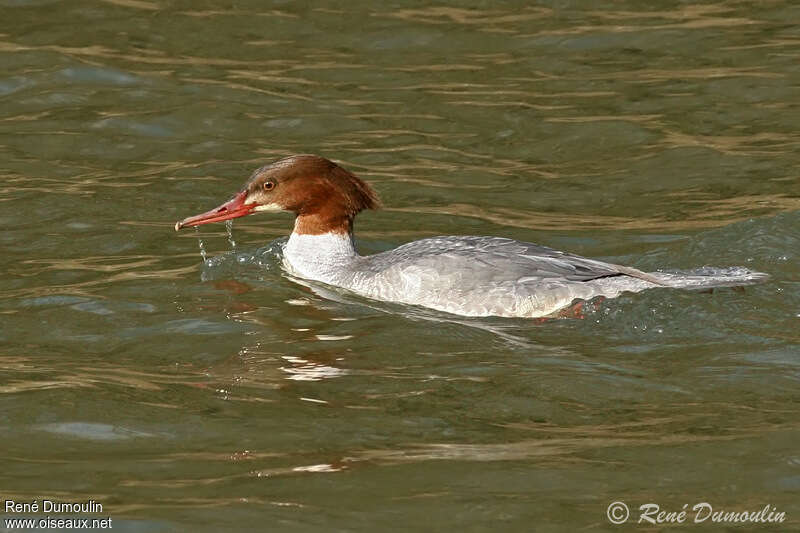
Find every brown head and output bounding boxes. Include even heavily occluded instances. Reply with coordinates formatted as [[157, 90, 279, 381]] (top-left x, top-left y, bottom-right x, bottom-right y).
[[175, 155, 380, 235]]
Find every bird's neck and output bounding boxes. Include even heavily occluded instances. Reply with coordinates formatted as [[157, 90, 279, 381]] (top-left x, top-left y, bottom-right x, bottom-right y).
[[293, 210, 353, 235], [284, 223, 358, 283]]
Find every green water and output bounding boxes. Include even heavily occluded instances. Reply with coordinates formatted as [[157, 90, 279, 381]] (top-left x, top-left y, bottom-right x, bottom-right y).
[[1, 1, 799, 531]]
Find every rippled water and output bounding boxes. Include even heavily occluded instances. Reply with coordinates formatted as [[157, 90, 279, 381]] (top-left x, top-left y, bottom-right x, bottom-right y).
[[2, 1, 799, 531]]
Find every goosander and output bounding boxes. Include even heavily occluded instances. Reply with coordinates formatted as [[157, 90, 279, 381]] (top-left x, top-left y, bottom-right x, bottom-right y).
[[175, 155, 768, 318]]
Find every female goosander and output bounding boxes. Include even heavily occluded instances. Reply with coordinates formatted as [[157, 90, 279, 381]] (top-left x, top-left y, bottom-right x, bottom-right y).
[[175, 155, 767, 318]]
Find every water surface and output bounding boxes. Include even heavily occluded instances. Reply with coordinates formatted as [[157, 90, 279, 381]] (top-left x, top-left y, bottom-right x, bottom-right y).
[[1, 1, 799, 531]]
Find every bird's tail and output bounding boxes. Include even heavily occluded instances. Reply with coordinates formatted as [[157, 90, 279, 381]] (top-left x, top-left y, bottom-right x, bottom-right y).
[[636, 266, 769, 289]]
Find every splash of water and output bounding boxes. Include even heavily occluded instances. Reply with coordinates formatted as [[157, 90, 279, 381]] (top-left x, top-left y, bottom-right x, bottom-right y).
[[226, 219, 237, 251], [194, 226, 208, 262]]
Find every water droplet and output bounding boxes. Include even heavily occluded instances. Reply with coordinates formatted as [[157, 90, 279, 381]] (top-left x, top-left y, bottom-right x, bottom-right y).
[[226, 219, 237, 250], [194, 226, 208, 261]]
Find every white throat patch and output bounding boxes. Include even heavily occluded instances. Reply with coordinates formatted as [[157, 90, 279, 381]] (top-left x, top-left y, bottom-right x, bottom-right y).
[[283, 232, 357, 284]]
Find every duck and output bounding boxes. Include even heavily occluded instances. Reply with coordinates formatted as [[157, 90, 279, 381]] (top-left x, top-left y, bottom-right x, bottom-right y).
[[175, 155, 768, 318]]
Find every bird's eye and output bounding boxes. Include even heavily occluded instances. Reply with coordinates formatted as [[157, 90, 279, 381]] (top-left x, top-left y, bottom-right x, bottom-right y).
[[263, 180, 275, 191]]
